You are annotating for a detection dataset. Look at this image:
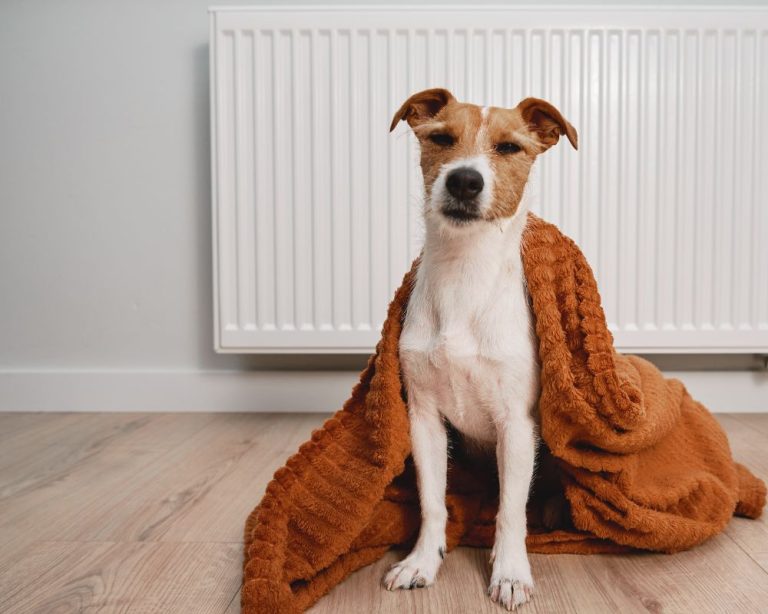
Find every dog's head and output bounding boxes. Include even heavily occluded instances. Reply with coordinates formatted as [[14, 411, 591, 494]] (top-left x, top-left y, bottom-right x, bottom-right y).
[[390, 88, 577, 227]]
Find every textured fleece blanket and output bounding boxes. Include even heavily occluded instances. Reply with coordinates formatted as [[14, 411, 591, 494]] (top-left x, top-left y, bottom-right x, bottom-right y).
[[242, 214, 765, 614]]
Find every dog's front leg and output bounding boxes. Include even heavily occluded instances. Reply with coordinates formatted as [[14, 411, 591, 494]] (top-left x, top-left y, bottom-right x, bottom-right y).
[[383, 401, 447, 590], [489, 415, 536, 610]]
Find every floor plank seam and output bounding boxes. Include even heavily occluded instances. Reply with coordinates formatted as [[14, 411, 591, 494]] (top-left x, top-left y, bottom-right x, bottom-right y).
[[721, 531, 768, 573], [32, 540, 245, 544], [223, 585, 241, 613]]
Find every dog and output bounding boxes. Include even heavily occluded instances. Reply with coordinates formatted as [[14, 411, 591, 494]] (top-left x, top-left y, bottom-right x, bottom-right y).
[[382, 88, 578, 610]]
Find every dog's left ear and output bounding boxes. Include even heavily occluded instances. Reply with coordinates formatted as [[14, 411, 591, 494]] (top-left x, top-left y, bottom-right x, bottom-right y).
[[516, 98, 578, 151], [390, 88, 455, 132]]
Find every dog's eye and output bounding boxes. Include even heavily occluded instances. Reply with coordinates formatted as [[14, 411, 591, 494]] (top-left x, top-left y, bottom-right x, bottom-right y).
[[429, 133, 455, 147], [495, 142, 522, 154]]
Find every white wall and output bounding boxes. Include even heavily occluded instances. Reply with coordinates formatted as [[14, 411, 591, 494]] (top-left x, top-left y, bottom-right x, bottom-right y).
[[0, 1, 766, 411]]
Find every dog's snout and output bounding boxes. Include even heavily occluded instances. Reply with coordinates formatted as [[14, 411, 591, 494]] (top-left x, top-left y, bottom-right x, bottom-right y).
[[445, 167, 484, 201]]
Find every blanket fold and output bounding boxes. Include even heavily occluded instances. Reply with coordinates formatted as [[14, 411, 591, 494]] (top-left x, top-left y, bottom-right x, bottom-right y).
[[242, 214, 765, 614]]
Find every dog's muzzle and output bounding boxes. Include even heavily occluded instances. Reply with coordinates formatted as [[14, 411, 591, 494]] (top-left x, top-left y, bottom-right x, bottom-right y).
[[442, 167, 484, 222]]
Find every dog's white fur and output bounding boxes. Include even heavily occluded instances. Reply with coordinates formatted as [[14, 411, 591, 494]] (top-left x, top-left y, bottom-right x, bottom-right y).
[[383, 110, 539, 610]]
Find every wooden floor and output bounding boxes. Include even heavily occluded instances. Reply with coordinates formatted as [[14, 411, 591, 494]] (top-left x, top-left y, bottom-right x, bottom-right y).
[[0, 413, 766, 614]]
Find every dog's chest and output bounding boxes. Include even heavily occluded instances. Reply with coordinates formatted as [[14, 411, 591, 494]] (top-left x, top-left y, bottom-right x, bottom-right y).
[[400, 238, 539, 443]]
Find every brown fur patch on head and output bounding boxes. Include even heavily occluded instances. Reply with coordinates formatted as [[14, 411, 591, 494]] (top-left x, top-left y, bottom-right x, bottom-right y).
[[391, 90, 578, 222], [412, 103, 483, 193], [483, 106, 540, 219]]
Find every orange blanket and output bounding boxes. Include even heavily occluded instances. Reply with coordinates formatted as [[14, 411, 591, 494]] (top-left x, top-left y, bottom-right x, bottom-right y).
[[242, 214, 765, 614]]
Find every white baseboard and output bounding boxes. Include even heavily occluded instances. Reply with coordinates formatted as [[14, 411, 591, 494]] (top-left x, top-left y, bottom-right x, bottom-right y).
[[662, 371, 768, 413], [0, 369, 765, 413], [0, 370, 358, 413]]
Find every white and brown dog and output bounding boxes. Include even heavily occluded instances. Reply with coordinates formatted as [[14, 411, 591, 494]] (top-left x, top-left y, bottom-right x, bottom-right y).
[[383, 89, 577, 610]]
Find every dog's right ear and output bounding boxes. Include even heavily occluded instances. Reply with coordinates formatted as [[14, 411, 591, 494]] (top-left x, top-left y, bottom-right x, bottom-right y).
[[389, 88, 455, 132]]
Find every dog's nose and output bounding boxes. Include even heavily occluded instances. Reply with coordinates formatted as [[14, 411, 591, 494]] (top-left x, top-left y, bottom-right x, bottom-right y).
[[446, 167, 484, 201]]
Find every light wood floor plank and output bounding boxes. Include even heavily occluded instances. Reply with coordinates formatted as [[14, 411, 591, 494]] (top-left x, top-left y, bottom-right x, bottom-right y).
[[310, 531, 768, 614], [0, 412, 72, 444], [61, 413, 263, 541], [717, 414, 768, 474], [160, 413, 327, 543], [50, 413, 317, 544], [0, 412, 766, 614], [224, 590, 241, 614], [0, 412, 97, 470], [725, 412, 768, 439], [0, 413, 217, 544], [0, 413, 208, 501], [0, 541, 241, 614], [716, 414, 768, 573]]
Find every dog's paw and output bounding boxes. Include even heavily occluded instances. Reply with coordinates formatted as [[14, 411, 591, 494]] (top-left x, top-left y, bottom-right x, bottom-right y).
[[382, 548, 443, 591], [488, 578, 534, 611]]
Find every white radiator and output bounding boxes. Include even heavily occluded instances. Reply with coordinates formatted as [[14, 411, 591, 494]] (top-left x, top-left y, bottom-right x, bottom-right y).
[[210, 6, 768, 354]]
